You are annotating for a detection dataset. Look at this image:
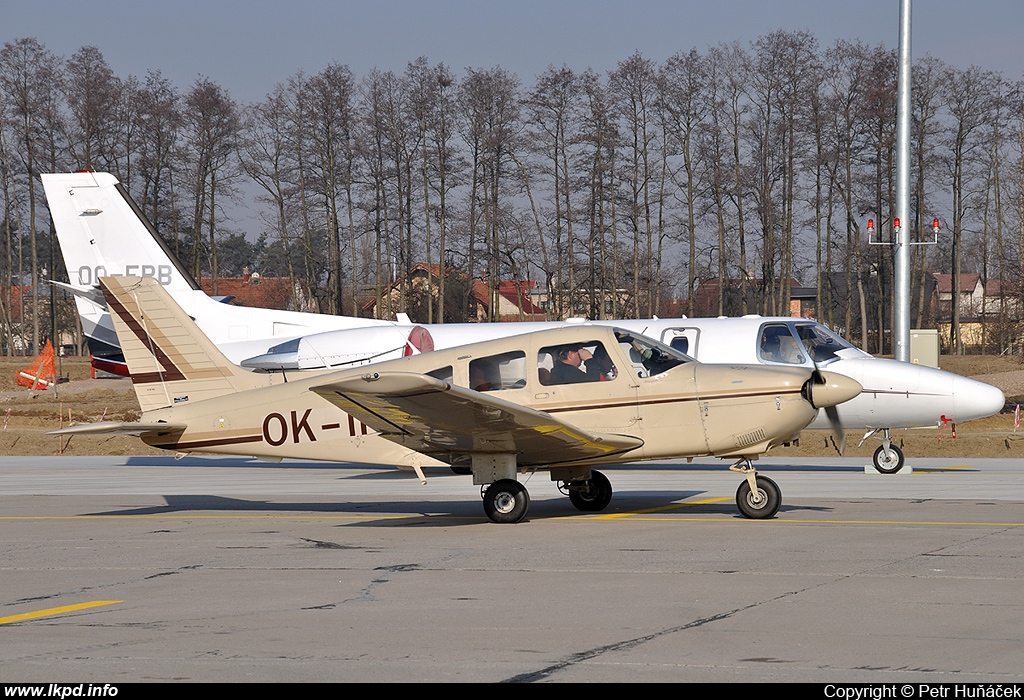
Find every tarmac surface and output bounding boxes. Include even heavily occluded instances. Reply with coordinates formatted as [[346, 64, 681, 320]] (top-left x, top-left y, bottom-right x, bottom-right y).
[[2, 454, 1023, 683]]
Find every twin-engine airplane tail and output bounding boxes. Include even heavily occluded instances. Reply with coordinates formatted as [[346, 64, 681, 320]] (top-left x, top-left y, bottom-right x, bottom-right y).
[[42, 171, 391, 372]]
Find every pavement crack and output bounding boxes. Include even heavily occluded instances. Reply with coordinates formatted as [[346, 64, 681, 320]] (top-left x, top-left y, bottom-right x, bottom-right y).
[[500, 597, 774, 683]]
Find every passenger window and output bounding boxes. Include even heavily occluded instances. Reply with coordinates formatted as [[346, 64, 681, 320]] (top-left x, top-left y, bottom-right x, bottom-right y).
[[538, 341, 616, 385], [427, 366, 453, 383], [469, 351, 526, 391]]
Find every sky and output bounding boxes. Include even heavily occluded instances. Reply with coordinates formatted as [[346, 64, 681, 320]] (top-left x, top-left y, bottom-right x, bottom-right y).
[[3, 0, 1023, 104]]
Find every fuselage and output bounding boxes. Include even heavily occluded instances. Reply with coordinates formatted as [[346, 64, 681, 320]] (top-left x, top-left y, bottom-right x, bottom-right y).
[[139, 327, 849, 469], [242, 316, 1005, 432]]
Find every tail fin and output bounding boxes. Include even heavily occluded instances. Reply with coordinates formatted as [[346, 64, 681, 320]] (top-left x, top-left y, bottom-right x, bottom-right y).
[[42, 172, 200, 293], [42, 171, 201, 359], [100, 276, 266, 412]]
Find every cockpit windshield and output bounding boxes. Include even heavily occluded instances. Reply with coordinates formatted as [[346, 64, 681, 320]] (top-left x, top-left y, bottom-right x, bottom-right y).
[[614, 330, 692, 378], [793, 323, 862, 364]]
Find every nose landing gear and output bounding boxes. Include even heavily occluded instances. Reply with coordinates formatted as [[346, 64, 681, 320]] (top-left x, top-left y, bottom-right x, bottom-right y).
[[729, 459, 782, 519]]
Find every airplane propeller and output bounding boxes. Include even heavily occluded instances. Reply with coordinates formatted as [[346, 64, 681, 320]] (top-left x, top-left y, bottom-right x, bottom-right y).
[[802, 363, 856, 455]]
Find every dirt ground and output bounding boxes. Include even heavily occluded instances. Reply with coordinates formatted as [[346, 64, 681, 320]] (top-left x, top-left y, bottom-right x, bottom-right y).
[[1, 354, 1022, 460]]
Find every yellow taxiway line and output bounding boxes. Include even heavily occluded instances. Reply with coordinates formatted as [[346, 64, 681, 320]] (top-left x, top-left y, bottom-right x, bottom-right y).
[[0, 600, 123, 626]]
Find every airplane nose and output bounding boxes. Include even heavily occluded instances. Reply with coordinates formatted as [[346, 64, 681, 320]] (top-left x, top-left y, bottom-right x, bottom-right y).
[[804, 371, 863, 409], [951, 375, 1005, 422]]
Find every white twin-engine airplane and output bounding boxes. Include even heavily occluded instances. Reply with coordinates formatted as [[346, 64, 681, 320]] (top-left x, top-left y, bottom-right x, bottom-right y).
[[43, 171, 1005, 474]]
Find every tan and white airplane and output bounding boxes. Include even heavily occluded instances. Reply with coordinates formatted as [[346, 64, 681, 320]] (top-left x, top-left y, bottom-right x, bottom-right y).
[[53, 276, 862, 523]]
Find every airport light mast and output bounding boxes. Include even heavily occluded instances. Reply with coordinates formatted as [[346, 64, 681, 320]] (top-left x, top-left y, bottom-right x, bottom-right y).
[[894, 0, 912, 362]]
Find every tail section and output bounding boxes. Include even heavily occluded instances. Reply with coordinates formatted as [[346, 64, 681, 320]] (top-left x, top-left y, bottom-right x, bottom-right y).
[[101, 276, 268, 412], [42, 171, 201, 362], [43, 172, 200, 293]]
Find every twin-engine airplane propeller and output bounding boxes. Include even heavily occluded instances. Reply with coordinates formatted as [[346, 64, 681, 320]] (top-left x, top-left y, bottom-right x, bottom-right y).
[[53, 276, 862, 523]]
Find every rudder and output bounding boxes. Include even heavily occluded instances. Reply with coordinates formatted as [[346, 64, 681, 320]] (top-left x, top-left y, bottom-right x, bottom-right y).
[[101, 276, 267, 412]]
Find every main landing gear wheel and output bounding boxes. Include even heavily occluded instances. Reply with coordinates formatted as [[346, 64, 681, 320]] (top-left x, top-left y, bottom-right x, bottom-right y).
[[567, 470, 613, 512], [736, 476, 781, 519], [872, 444, 905, 474], [482, 479, 530, 523]]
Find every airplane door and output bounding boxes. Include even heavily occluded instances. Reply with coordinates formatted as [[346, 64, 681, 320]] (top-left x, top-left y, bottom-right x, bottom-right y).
[[533, 339, 642, 437]]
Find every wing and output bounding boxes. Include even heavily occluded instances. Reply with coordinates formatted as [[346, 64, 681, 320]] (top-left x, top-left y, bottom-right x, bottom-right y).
[[310, 372, 643, 467]]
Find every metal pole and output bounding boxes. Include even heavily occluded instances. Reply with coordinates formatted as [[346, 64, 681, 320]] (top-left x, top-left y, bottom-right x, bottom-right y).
[[894, 0, 912, 361]]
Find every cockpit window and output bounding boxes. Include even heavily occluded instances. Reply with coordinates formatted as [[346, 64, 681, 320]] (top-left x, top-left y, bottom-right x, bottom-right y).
[[538, 341, 616, 385], [758, 324, 805, 365], [794, 324, 858, 364], [614, 330, 691, 379]]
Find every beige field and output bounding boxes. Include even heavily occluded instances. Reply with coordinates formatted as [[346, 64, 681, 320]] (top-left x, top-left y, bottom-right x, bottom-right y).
[[1, 354, 1022, 460]]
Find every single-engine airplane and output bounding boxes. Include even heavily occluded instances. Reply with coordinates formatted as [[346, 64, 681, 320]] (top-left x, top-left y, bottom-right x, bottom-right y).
[[52, 276, 862, 523], [44, 171, 1004, 473]]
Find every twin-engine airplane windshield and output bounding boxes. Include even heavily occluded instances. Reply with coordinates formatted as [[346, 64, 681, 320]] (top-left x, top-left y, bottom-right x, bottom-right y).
[[758, 322, 865, 366]]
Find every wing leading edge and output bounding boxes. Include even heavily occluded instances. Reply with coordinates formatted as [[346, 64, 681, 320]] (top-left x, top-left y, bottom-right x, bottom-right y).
[[310, 372, 643, 467]]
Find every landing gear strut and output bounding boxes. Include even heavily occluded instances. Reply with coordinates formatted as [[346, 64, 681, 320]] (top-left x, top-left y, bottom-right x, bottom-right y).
[[861, 429, 906, 474], [729, 459, 782, 519]]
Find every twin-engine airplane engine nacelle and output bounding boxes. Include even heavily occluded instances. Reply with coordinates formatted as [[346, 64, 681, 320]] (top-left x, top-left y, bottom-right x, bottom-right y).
[[240, 325, 432, 372]]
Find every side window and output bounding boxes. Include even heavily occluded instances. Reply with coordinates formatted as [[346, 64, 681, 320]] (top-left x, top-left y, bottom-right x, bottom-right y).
[[469, 351, 526, 392], [427, 366, 453, 383], [758, 324, 805, 365], [538, 341, 616, 385]]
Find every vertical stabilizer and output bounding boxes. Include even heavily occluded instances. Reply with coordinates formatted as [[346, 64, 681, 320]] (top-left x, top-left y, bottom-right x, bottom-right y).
[[101, 276, 268, 412]]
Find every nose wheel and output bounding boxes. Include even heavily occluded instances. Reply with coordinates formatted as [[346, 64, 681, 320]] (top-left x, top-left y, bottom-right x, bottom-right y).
[[872, 444, 905, 474], [730, 460, 782, 519], [736, 476, 781, 519]]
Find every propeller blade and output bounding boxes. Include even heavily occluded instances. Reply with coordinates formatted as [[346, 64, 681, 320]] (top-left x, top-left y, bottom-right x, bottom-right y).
[[825, 405, 846, 455]]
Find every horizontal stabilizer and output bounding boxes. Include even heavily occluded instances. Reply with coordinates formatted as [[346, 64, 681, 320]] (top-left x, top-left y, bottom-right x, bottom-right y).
[[48, 421, 187, 437], [50, 280, 106, 308]]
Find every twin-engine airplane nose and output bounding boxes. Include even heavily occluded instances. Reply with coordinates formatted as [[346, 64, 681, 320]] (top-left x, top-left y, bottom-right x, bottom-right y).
[[803, 371, 863, 409], [950, 374, 1005, 423]]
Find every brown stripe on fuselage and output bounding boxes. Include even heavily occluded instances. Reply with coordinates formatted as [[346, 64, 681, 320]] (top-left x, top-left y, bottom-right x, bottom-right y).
[[540, 388, 804, 415], [144, 433, 264, 450]]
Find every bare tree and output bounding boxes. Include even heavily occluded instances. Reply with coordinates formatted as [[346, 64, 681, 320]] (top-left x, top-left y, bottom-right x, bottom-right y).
[[942, 64, 998, 354], [63, 46, 121, 172], [183, 77, 240, 294], [609, 52, 659, 317], [660, 49, 710, 316], [0, 38, 63, 352], [524, 65, 578, 318]]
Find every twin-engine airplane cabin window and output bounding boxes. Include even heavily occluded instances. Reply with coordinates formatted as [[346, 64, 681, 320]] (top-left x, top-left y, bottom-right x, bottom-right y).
[[537, 341, 616, 386]]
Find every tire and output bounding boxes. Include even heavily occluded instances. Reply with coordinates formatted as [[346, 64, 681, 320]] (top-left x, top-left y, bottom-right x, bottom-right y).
[[872, 445, 905, 474], [736, 476, 781, 519], [482, 479, 530, 523], [567, 470, 613, 512]]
